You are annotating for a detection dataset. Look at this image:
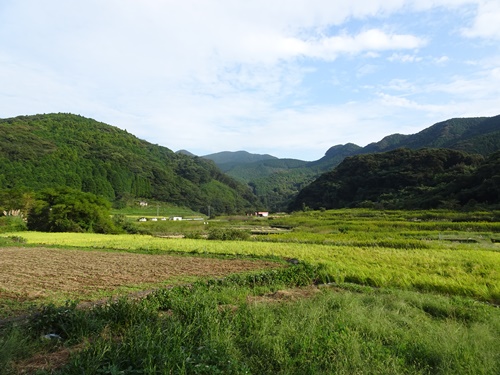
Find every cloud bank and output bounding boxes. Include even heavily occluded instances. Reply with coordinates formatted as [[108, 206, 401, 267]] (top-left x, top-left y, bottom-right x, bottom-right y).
[[0, 0, 499, 160]]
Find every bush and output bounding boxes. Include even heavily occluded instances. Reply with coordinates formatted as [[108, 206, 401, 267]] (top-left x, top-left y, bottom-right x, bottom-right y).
[[27, 187, 118, 233], [0, 216, 27, 233], [112, 214, 143, 234], [207, 228, 250, 241]]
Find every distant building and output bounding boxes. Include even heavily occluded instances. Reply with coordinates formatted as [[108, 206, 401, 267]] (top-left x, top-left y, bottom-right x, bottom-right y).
[[255, 211, 269, 217], [170, 216, 183, 221], [138, 217, 147, 222], [139, 201, 148, 207]]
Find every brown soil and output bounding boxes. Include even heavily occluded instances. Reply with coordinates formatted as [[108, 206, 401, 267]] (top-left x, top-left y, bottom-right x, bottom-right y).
[[13, 344, 84, 375], [0, 246, 282, 301], [247, 285, 324, 304]]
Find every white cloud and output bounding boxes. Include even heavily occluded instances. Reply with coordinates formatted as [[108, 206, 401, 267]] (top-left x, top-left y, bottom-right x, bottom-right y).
[[304, 29, 426, 60], [388, 53, 423, 63], [462, 0, 500, 40], [434, 56, 450, 65], [376, 93, 444, 112], [382, 79, 416, 92], [0, 0, 499, 161], [427, 64, 500, 99]]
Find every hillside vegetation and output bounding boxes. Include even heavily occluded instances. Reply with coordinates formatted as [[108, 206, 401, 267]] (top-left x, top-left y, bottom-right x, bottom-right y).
[[206, 115, 500, 211], [291, 148, 500, 211], [0, 113, 259, 215]]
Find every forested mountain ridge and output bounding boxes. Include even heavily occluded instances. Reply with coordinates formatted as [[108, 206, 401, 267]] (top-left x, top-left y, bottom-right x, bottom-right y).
[[203, 154, 311, 212], [202, 115, 500, 211], [362, 116, 500, 155], [313, 115, 500, 167], [199, 151, 310, 212], [0, 113, 259, 214], [201, 151, 279, 172], [290, 148, 500, 211]]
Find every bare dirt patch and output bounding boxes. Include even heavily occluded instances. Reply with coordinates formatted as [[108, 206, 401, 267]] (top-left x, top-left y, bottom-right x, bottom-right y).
[[13, 344, 84, 374], [0, 246, 282, 301], [247, 285, 324, 304]]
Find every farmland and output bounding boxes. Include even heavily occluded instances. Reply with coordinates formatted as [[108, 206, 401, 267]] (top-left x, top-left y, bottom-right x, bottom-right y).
[[1, 209, 500, 374], [6, 209, 500, 303], [0, 247, 282, 312]]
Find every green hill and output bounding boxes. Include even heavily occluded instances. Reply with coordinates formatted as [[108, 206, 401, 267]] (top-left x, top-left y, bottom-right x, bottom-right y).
[[289, 148, 500, 210], [362, 116, 500, 155], [0, 113, 259, 215], [202, 150, 278, 172], [200, 152, 310, 211], [204, 115, 500, 211]]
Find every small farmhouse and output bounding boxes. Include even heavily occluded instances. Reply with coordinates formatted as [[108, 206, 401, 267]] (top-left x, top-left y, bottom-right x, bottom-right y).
[[255, 211, 269, 217]]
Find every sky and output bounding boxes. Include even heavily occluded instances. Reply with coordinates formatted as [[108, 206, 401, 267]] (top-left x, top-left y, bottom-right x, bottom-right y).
[[1, 1, 500, 161]]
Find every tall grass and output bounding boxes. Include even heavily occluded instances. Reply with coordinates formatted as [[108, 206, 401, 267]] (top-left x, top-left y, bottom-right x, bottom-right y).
[[3, 267, 498, 374], [8, 230, 500, 303]]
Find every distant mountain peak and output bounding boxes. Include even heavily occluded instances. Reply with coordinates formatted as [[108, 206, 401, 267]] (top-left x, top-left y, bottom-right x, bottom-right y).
[[176, 149, 197, 157], [324, 143, 361, 157], [202, 150, 277, 166]]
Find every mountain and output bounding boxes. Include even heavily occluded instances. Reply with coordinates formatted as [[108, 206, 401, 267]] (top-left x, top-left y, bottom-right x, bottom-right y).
[[204, 115, 500, 211], [202, 152, 309, 211], [362, 116, 500, 155], [290, 148, 499, 211], [0, 113, 259, 215], [308, 143, 363, 170], [202, 151, 278, 172], [176, 149, 196, 157], [313, 116, 500, 168]]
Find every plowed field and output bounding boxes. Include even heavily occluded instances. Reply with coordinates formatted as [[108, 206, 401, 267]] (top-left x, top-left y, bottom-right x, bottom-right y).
[[0, 247, 281, 300]]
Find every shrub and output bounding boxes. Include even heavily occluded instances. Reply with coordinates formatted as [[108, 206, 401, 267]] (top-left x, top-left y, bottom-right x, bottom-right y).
[[207, 228, 250, 241], [0, 216, 27, 233], [27, 187, 118, 233]]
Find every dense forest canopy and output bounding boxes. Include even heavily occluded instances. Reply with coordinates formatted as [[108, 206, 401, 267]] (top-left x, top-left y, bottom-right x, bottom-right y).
[[0, 113, 259, 215], [290, 148, 500, 211]]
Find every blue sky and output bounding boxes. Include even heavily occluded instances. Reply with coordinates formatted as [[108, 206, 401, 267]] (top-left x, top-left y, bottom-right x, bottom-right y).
[[1, 1, 499, 160]]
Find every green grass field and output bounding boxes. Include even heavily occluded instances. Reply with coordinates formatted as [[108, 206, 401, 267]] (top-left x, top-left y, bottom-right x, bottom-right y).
[[1, 208, 499, 374], [8, 209, 500, 303]]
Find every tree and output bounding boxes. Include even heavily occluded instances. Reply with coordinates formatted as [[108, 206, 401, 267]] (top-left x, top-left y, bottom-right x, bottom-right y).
[[27, 187, 117, 233]]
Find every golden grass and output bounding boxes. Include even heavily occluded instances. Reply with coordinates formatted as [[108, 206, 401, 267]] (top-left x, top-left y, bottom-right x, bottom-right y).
[[4, 231, 499, 302]]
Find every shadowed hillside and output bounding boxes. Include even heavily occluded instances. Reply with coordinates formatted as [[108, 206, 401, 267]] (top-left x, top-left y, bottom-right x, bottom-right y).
[[290, 148, 500, 211]]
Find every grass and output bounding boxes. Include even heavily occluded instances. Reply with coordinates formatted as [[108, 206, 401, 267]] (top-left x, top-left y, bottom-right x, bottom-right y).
[[112, 203, 203, 219], [1, 267, 499, 374], [2, 208, 500, 373], [6, 229, 500, 303]]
